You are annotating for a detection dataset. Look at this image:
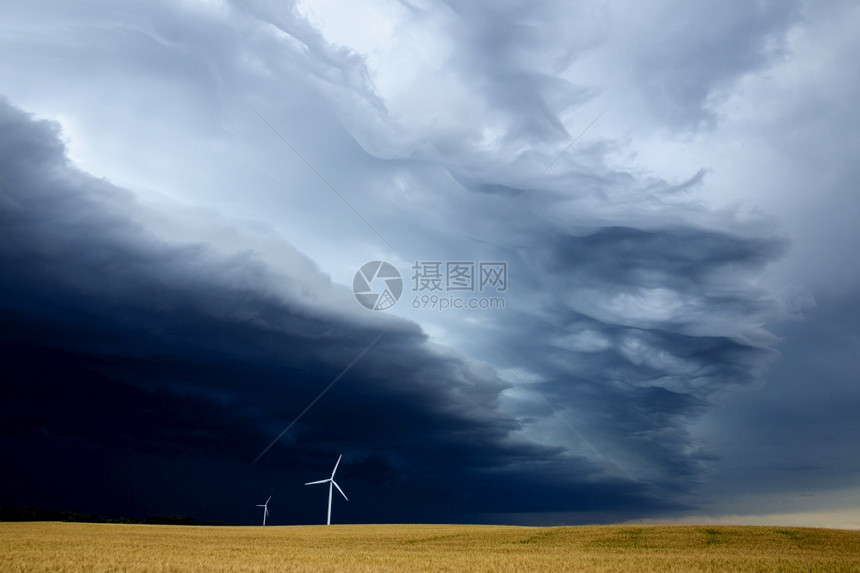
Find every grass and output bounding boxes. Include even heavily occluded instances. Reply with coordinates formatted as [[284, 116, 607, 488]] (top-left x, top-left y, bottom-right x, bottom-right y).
[[2, 522, 859, 572]]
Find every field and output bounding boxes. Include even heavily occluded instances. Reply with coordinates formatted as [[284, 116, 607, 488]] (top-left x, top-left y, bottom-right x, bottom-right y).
[[2, 522, 859, 572]]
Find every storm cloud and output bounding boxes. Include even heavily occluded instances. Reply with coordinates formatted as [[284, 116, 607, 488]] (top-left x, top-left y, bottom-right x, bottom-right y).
[[1, 0, 859, 527], [0, 100, 671, 523]]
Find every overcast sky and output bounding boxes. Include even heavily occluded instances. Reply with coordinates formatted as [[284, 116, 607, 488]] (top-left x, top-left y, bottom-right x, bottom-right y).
[[1, 0, 859, 528]]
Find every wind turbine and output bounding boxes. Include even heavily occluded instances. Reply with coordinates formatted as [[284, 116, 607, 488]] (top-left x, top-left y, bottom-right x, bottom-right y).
[[256, 495, 271, 526], [304, 454, 348, 525]]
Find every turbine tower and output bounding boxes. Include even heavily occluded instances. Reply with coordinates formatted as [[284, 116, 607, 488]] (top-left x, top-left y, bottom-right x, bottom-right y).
[[256, 495, 271, 526], [304, 454, 348, 525]]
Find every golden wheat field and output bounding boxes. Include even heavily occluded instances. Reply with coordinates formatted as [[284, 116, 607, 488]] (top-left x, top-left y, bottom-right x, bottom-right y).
[[2, 522, 859, 572]]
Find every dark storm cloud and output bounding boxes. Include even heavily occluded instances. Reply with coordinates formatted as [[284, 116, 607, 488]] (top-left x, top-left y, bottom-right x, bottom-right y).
[[233, 0, 795, 512], [479, 221, 786, 497], [396, 1, 797, 492], [4, 0, 855, 529], [0, 99, 677, 523], [696, 291, 860, 504]]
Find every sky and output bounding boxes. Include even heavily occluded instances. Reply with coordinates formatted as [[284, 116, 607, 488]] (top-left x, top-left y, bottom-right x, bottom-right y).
[[1, 0, 858, 528]]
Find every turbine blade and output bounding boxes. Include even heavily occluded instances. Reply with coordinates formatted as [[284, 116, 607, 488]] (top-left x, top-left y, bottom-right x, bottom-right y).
[[331, 454, 342, 478], [266, 496, 272, 504], [305, 479, 330, 485], [332, 479, 348, 501]]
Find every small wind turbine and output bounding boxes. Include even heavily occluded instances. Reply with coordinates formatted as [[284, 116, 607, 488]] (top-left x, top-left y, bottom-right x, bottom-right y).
[[256, 495, 271, 526], [304, 454, 348, 525]]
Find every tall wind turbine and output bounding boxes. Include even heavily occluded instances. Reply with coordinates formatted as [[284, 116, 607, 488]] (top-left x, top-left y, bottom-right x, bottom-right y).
[[256, 495, 271, 526], [304, 454, 348, 525]]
